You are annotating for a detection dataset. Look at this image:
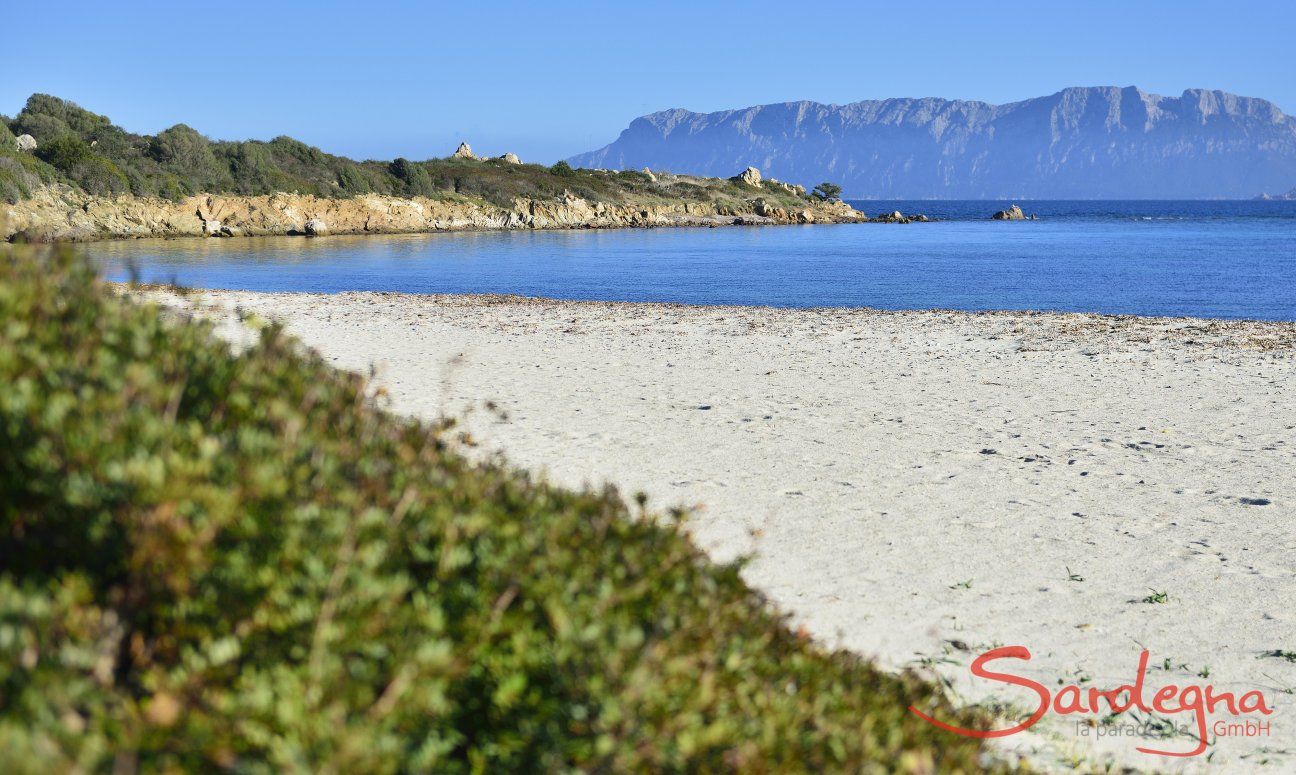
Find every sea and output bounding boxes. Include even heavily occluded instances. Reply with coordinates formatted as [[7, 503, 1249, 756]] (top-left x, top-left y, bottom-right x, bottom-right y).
[[89, 200, 1296, 321]]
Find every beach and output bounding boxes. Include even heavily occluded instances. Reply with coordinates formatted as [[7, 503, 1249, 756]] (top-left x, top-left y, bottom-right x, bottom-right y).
[[166, 288, 1296, 771]]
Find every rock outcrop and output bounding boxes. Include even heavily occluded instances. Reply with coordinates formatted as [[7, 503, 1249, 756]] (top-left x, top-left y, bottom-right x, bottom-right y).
[[498, 152, 522, 165], [2, 185, 868, 242], [453, 142, 476, 159], [992, 205, 1027, 221], [733, 166, 762, 187], [15, 134, 37, 152]]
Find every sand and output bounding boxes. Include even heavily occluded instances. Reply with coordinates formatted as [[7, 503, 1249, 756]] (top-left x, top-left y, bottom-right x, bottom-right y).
[[156, 288, 1296, 773]]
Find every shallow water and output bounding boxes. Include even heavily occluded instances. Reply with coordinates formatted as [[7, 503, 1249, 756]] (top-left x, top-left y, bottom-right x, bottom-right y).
[[89, 200, 1296, 320]]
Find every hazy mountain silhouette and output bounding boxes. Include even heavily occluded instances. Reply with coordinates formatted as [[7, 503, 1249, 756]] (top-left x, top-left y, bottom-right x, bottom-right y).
[[569, 87, 1296, 199]]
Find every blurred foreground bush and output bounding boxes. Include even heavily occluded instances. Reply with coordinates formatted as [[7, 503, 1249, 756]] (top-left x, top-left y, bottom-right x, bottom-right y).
[[0, 247, 1000, 773]]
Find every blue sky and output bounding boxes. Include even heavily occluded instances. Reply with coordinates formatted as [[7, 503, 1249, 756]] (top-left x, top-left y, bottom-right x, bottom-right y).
[[4, 0, 1292, 164]]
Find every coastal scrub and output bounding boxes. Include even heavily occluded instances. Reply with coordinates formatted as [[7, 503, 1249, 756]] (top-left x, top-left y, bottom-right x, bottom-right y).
[[0, 246, 1001, 772]]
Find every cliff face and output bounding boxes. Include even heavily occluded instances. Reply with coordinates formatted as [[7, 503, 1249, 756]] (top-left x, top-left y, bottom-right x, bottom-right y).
[[569, 86, 1296, 199], [2, 185, 864, 242]]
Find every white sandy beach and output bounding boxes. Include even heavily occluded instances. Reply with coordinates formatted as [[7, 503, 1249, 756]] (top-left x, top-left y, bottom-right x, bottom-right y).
[[166, 289, 1296, 772]]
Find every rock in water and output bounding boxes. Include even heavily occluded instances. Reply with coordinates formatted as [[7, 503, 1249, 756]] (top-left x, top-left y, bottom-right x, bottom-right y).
[[734, 166, 762, 187], [15, 134, 37, 152], [992, 204, 1027, 220], [499, 152, 521, 164], [304, 218, 328, 236], [453, 142, 476, 159]]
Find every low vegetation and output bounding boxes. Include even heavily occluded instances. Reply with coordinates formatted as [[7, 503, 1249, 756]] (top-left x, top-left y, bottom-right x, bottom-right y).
[[1, 95, 817, 213], [0, 245, 999, 772]]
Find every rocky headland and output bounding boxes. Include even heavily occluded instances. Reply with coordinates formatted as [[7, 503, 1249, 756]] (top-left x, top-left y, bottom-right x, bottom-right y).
[[1, 182, 867, 242], [0, 94, 872, 243]]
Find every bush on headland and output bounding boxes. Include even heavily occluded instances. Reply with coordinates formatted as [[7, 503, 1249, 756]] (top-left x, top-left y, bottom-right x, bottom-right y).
[[1, 94, 816, 213], [0, 246, 1002, 772]]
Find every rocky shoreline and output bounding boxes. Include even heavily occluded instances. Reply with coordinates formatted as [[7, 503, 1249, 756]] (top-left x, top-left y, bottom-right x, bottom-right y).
[[2, 184, 869, 243]]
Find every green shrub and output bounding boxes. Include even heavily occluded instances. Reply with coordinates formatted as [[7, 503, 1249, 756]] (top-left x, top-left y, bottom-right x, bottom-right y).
[[0, 247, 999, 772], [35, 134, 93, 170], [18, 94, 113, 139], [388, 158, 436, 197], [337, 164, 374, 195], [0, 157, 39, 202], [12, 112, 73, 147], [148, 124, 231, 197], [549, 160, 575, 177], [36, 136, 130, 196]]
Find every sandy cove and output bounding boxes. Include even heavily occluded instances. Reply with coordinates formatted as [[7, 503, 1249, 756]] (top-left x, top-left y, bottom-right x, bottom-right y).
[[156, 289, 1296, 772]]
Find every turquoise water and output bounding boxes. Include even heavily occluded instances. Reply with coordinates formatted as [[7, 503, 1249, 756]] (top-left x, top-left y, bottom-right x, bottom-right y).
[[90, 200, 1296, 320]]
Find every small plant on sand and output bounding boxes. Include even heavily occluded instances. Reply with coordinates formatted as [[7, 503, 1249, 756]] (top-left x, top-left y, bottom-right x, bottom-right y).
[[1142, 589, 1170, 604]]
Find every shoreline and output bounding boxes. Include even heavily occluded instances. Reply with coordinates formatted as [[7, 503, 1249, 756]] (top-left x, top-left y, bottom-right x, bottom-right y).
[[3, 184, 869, 243], [153, 287, 1296, 772], [130, 285, 1296, 341]]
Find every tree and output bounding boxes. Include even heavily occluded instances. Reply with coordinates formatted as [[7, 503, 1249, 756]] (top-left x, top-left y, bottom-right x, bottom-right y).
[[388, 157, 434, 196], [811, 182, 842, 202]]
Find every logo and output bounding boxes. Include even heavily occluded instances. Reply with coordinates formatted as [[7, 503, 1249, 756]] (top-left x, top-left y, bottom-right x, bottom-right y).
[[908, 646, 1274, 757]]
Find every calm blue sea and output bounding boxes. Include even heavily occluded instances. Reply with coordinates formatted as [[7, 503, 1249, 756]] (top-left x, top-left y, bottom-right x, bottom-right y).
[[89, 200, 1296, 320]]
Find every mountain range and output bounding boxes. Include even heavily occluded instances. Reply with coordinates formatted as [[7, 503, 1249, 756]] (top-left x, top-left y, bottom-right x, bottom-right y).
[[568, 86, 1296, 199]]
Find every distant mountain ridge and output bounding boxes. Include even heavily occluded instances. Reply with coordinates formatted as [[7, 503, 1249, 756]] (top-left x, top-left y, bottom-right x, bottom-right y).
[[569, 87, 1296, 199]]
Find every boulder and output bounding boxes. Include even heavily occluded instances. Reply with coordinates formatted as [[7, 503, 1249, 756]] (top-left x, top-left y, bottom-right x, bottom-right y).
[[753, 198, 786, 218], [15, 134, 37, 152], [453, 142, 476, 159], [992, 204, 1027, 220], [304, 218, 328, 236], [642, 167, 657, 183], [499, 152, 522, 165], [733, 166, 762, 187]]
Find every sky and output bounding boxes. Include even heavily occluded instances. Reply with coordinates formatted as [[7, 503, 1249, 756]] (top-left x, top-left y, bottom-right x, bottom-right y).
[[4, 0, 1293, 164]]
